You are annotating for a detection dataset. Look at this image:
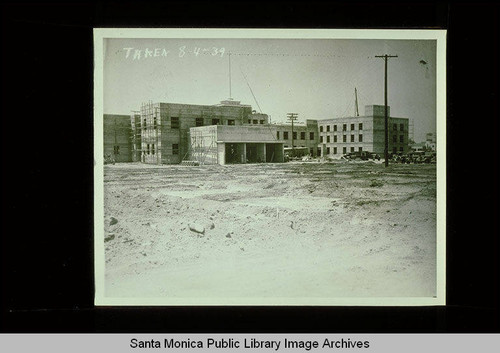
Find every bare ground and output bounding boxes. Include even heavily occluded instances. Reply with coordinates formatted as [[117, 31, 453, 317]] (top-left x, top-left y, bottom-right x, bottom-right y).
[[103, 161, 436, 299]]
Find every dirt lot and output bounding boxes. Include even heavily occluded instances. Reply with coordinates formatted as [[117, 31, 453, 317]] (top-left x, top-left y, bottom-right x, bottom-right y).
[[103, 160, 436, 300]]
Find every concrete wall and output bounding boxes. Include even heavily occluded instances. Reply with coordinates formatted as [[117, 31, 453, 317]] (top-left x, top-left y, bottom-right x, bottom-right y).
[[103, 114, 132, 162], [274, 119, 319, 156]]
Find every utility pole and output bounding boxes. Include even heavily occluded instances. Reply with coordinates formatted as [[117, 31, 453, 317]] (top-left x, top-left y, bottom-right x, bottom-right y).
[[287, 113, 298, 157], [354, 87, 360, 117], [228, 52, 232, 99], [375, 54, 398, 167]]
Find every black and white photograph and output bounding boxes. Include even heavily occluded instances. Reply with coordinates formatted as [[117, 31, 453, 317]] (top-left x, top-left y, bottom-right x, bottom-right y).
[[94, 29, 446, 306]]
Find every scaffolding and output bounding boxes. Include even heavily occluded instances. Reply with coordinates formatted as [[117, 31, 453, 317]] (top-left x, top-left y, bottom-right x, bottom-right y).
[[189, 127, 218, 165]]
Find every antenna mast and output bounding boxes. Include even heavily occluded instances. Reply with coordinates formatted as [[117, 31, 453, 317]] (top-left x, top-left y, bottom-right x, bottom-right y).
[[355, 87, 360, 117], [228, 52, 232, 100]]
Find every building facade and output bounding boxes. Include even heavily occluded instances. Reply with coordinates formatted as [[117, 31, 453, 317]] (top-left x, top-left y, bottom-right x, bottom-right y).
[[274, 119, 319, 157], [317, 105, 409, 157], [103, 114, 133, 162]]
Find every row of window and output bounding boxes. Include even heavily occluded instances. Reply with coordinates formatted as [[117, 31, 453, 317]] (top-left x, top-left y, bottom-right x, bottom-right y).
[[320, 134, 364, 143], [320, 123, 363, 133], [319, 123, 405, 133], [277, 131, 315, 140], [319, 145, 405, 155]]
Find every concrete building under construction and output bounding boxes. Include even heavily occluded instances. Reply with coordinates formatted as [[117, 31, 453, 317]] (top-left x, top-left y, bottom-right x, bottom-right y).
[[129, 100, 268, 164], [103, 114, 133, 162]]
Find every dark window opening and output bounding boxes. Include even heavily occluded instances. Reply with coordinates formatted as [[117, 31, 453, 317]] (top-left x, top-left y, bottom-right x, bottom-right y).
[[153, 117, 157, 129], [350, 135, 355, 142], [277, 131, 280, 139], [228, 119, 235, 126], [400, 135, 404, 143], [172, 144, 179, 155], [320, 126, 324, 132], [326, 147, 330, 155], [343, 135, 347, 143], [284, 131, 289, 139], [400, 123, 404, 131], [326, 125, 330, 132], [359, 147, 363, 152], [212, 118, 220, 125], [293, 132, 297, 140], [343, 147, 347, 154], [351, 123, 355, 130], [196, 118, 204, 126], [343, 124, 347, 131], [333, 125, 337, 131], [248, 119, 251, 124], [259, 120, 264, 124], [334, 135, 337, 143], [359, 123, 363, 130], [327, 136, 330, 143], [147, 144, 150, 154], [171, 117, 180, 129], [333, 147, 337, 154], [113, 146, 120, 155], [309, 132, 314, 140], [152, 144, 155, 155], [320, 136, 323, 143], [252, 120, 258, 124], [359, 134, 363, 142], [301, 132, 305, 140], [351, 147, 355, 152]]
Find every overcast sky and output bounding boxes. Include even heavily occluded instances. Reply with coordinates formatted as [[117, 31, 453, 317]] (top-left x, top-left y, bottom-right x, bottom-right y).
[[103, 38, 436, 142]]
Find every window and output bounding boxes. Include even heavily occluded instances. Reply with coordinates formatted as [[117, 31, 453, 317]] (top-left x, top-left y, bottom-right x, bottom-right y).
[[333, 125, 337, 131], [143, 118, 147, 131], [310, 147, 314, 156], [350, 135, 355, 142], [343, 135, 347, 143], [113, 146, 120, 155], [393, 147, 397, 153], [301, 131, 305, 140], [320, 136, 323, 143], [152, 144, 155, 155], [334, 135, 337, 143], [343, 147, 347, 154], [212, 118, 220, 125], [326, 136, 330, 143], [309, 132, 314, 140], [248, 119, 251, 124], [359, 147, 363, 152], [359, 134, 363, 142], [277, 131, 280, 139], [171, 117, 179, 129], [326, 147, 330, 155], [399, 147, 404, 152], [253, 120, 258, 124], [147, 144, 150, 154], [284, 131, 289, 139], [196, 118, 204, 127], [351, 147, 355, 152], [343, 124, 347, 131], [320, 126, 324, 132], [228, 119, 235, 126], [333, 147, 337, 154], [400, 135, 404, 143], [393, 123, 397, 131], [153, 117, 157, 129], [351, 123, 355, 131], [317, 147, 321, 156], [293, 131, 297, 140], [359, 123, 363, 130], [393, 135, 397, 143], [172, 144, 179, 155], [259, 120, 264, 124], [400, 123, 404, 131], [326, 125, 330, 132]]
